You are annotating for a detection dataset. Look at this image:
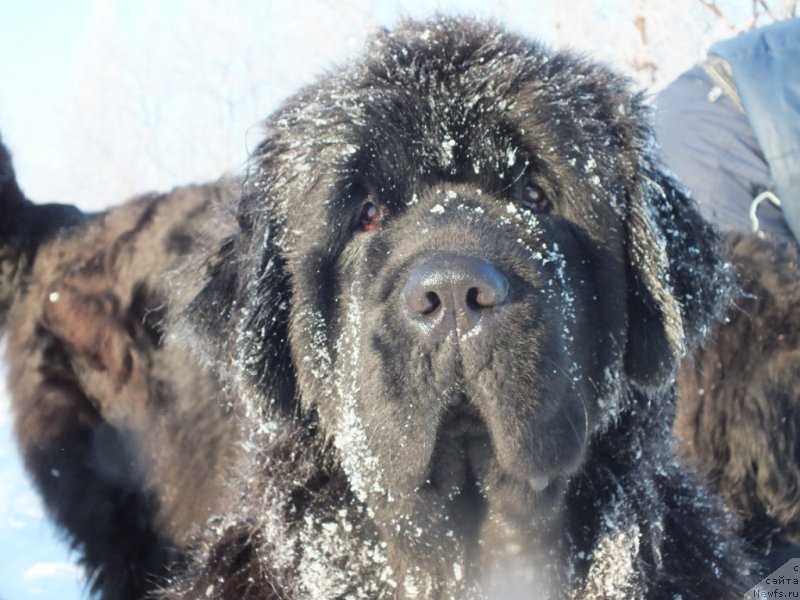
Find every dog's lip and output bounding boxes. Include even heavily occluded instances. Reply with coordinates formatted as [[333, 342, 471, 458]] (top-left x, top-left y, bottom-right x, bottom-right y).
[[422, 403, 487, 488], [425, 401, 564, 498], [436, 401, 484, 435]]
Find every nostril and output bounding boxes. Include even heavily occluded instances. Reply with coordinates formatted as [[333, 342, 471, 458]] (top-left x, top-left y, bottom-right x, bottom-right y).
[[466, 287, 481, 311], [406, 288, 442, 317], [422, 291, 441, 315], [471, 277, 508, 308]]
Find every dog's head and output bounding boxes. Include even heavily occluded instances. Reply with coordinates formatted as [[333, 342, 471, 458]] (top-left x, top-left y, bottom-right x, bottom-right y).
[[184, 17, 731, 592]]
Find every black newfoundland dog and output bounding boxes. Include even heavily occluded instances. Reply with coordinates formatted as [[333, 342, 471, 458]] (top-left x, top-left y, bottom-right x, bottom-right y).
[[677, 231, 800, 571], [2, 18, 755, 599]]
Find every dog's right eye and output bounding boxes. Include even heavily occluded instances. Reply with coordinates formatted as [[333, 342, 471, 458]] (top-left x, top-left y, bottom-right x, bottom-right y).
[[359, 201, 383, 232], [521, 182, 551, 213]]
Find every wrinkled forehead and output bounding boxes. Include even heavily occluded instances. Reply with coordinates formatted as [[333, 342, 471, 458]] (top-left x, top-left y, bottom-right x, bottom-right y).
[[260, 30, 641, 231], [272, 76, 525, 178]]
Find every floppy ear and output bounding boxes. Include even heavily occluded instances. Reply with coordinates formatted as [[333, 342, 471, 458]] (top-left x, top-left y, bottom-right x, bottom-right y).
[[624, 163, 733, 390], [178, 187, 295, 413]]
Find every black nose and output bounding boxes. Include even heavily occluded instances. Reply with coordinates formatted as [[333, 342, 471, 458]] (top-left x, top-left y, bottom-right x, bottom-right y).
[[402, 255, 509, 338]]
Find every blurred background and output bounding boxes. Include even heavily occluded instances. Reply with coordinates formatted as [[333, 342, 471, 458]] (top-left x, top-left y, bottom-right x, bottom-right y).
[[0, 1, 796, 598]]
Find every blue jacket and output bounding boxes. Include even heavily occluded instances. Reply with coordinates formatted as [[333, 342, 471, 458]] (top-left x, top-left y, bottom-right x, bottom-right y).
[[710, 19, 800, 242]]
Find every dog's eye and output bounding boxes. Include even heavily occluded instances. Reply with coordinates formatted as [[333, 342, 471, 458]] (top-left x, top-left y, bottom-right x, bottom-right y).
[[521, 183, 550, 213], [359, 201, 383, 232]]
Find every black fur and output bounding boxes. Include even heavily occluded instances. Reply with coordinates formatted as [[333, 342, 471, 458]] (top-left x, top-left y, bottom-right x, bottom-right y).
[[161, 18, 748, 598], [1, 134, 83, 328], [677, 231, 800, 571]]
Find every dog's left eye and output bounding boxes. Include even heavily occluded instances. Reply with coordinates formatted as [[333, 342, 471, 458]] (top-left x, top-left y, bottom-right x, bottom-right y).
[[521, 183, 550, 213], [359, 201, 383, 232]]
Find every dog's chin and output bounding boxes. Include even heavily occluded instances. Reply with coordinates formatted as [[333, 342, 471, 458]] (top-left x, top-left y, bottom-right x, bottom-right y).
[[362, 401, 570, 591], [375, 401, 568, 541], [370, 398, 577, 509], [423, 402, 559, 498]]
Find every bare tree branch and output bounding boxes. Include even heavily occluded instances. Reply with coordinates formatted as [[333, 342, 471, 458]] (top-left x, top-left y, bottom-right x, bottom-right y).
[[745, 0, 760, 29], [634, 15, 647, 44], [758, 0, 782, 21], [697, 0, 740, 29]]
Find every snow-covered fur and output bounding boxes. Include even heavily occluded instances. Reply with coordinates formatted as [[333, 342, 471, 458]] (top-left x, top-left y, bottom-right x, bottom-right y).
[[677, 231, 800, 571], [1, 135, 241, 600], [160, 18, 749, 598]]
